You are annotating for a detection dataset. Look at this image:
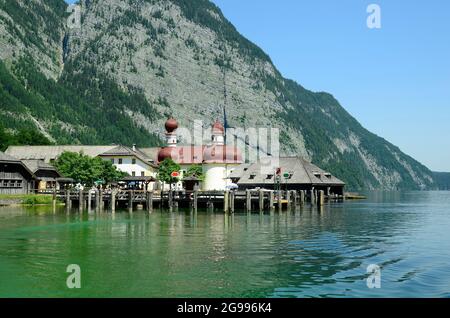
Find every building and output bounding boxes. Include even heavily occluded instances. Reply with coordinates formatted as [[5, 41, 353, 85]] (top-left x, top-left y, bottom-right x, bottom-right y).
[[230, 156, 345, 195], [5, 145, 158, 186], [0, 152, 34, 195], [98, 145, 158, 178], [21, 160, 62, 191], [5, 145, 117, 163], [156, 118, 243, 191]]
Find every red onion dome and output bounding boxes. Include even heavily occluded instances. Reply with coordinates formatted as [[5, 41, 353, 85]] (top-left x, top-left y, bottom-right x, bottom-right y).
[[157, 147, 178, 163], [165, 117, 178, 133], [212, 120, 224, 134]]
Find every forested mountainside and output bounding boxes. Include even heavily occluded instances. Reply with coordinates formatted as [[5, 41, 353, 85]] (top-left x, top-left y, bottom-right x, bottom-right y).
[[0, 0, 437, 190]]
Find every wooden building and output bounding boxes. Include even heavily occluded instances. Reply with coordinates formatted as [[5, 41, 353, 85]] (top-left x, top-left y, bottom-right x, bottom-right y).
[[0, 152, 34, 195], [22, 160, 62, 191], [230, 156, 345, 196]]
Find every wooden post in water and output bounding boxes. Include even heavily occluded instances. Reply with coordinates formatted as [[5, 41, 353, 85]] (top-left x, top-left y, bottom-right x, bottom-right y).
[[99, 190, 103, 211], [259, 189, 264, 212], [52, 188, 57, 212], [230, 191, 235, 213], [246, 190, 251, 212], [65, 189, 70, 210], [147, 191, 153, 213], [128, 190, 134, 213], [210, 193, 214, 209], [278, 190, 282, 212], [286, 190, 291, 210], [224, 190, 229, 213], [193, 190, 198, 211], [310, 190, 315, 204], [87, 190, 92, 212], [269, 191, 274, 211], [293, 190, 298, 207], [111, 189, 116, 214], [78, 189, 83, 212], [95, 189, 99, 210], [300, 190, 305, 205], [318, 190, 325, 206]]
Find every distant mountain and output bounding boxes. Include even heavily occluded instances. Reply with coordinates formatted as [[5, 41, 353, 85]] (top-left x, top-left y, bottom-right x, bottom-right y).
[[0, 0, 436, 190], [433, 172, 450, 190]]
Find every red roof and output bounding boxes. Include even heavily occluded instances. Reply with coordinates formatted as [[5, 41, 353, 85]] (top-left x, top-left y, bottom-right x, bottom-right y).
[[212, 120, 225, 134], [165, 117, 178, 133], [157, 145, 242, 164]]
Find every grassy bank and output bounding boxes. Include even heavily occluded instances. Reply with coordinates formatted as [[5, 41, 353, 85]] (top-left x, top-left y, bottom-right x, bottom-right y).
[[0, 194, 60, 205]]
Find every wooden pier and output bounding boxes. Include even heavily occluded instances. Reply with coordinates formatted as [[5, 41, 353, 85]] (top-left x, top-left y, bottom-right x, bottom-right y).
[[46, 188, 345, 213]]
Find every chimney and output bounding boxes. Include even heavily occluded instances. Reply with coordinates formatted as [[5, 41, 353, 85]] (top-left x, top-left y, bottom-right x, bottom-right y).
[[132, 144, 136, 151]]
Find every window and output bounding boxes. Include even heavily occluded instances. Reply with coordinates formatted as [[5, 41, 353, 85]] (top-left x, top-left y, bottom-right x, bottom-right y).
[[249, 174, 256, 180], [141, 171, 145, 177], [118, 158, 123, 164], [132, 158, 136, 164], [132, 171, 136, 177], [266, 174, 274, 180], [111, 159, 115, 164], [0, 179, 23, 188]]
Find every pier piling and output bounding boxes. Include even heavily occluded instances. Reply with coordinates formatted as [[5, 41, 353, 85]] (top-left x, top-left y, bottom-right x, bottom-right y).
[[79, 189, 83, 212], [318, 190, 325, 206], [147, 191, 153, 213], [65, 189, 70, 210], [111, 190, 116, 214], [230, 191, 235, 213], [224, 190, 229, 213], [88, 190, 92, 212], [259, 189, 264, 212], [269, 191, 274, 211], [128, 190, 134, 213]]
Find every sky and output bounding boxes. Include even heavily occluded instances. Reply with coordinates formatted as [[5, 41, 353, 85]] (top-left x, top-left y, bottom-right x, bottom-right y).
[[65, 1, 450, 171]]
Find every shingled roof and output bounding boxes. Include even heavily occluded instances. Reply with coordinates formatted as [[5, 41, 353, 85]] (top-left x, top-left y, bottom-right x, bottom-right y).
[[235, 156, 345, 186], [5, 145, 117, 162], [0, 151, 21, 163], [21, 160, 59, 174], [0, 151, 35, 177], [98, 145, 158, 168]]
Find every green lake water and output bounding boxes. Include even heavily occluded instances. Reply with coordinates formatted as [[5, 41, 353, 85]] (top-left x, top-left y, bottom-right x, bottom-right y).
[[1, 191, 450, 298]]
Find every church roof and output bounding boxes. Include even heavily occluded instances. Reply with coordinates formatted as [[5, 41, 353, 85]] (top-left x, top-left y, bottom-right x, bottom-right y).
[[154, 145, 243, 165]]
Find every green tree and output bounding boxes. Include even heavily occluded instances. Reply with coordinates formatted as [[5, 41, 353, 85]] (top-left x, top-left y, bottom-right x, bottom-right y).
[[0, 124, 52, 151], [54, 151, 125, 185], [157, 158, 181, 184], [184, 165, 204, 181]]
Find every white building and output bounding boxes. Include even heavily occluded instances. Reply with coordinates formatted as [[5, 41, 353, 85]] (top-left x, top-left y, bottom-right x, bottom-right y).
[[156, 118, 243, 191]]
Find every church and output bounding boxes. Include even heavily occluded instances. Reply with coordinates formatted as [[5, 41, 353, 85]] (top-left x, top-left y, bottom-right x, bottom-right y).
[[156, 117, 243, 191]]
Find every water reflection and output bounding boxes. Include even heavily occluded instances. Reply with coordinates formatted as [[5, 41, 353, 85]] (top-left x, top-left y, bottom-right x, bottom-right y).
[[0, 191, 450, 297]]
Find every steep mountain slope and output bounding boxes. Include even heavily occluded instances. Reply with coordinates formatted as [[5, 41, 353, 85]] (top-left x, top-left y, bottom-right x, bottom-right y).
[[433, 172, 450, 190], [0, 0, 436, 190]]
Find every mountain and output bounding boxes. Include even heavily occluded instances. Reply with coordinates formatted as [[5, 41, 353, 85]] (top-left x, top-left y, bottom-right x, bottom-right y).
[[433, 172, 450, 190], [0, 0, 436, 190]]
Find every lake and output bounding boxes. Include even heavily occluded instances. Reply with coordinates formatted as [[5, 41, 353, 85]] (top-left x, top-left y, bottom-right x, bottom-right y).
[[1, 191, 449, 298]]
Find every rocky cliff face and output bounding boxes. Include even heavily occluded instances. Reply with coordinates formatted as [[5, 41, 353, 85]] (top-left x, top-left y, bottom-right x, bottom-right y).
[[0, 0, 436, 190]]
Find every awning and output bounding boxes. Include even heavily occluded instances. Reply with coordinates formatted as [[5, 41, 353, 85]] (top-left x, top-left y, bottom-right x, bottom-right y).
[[120, 176, 156, 182]]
